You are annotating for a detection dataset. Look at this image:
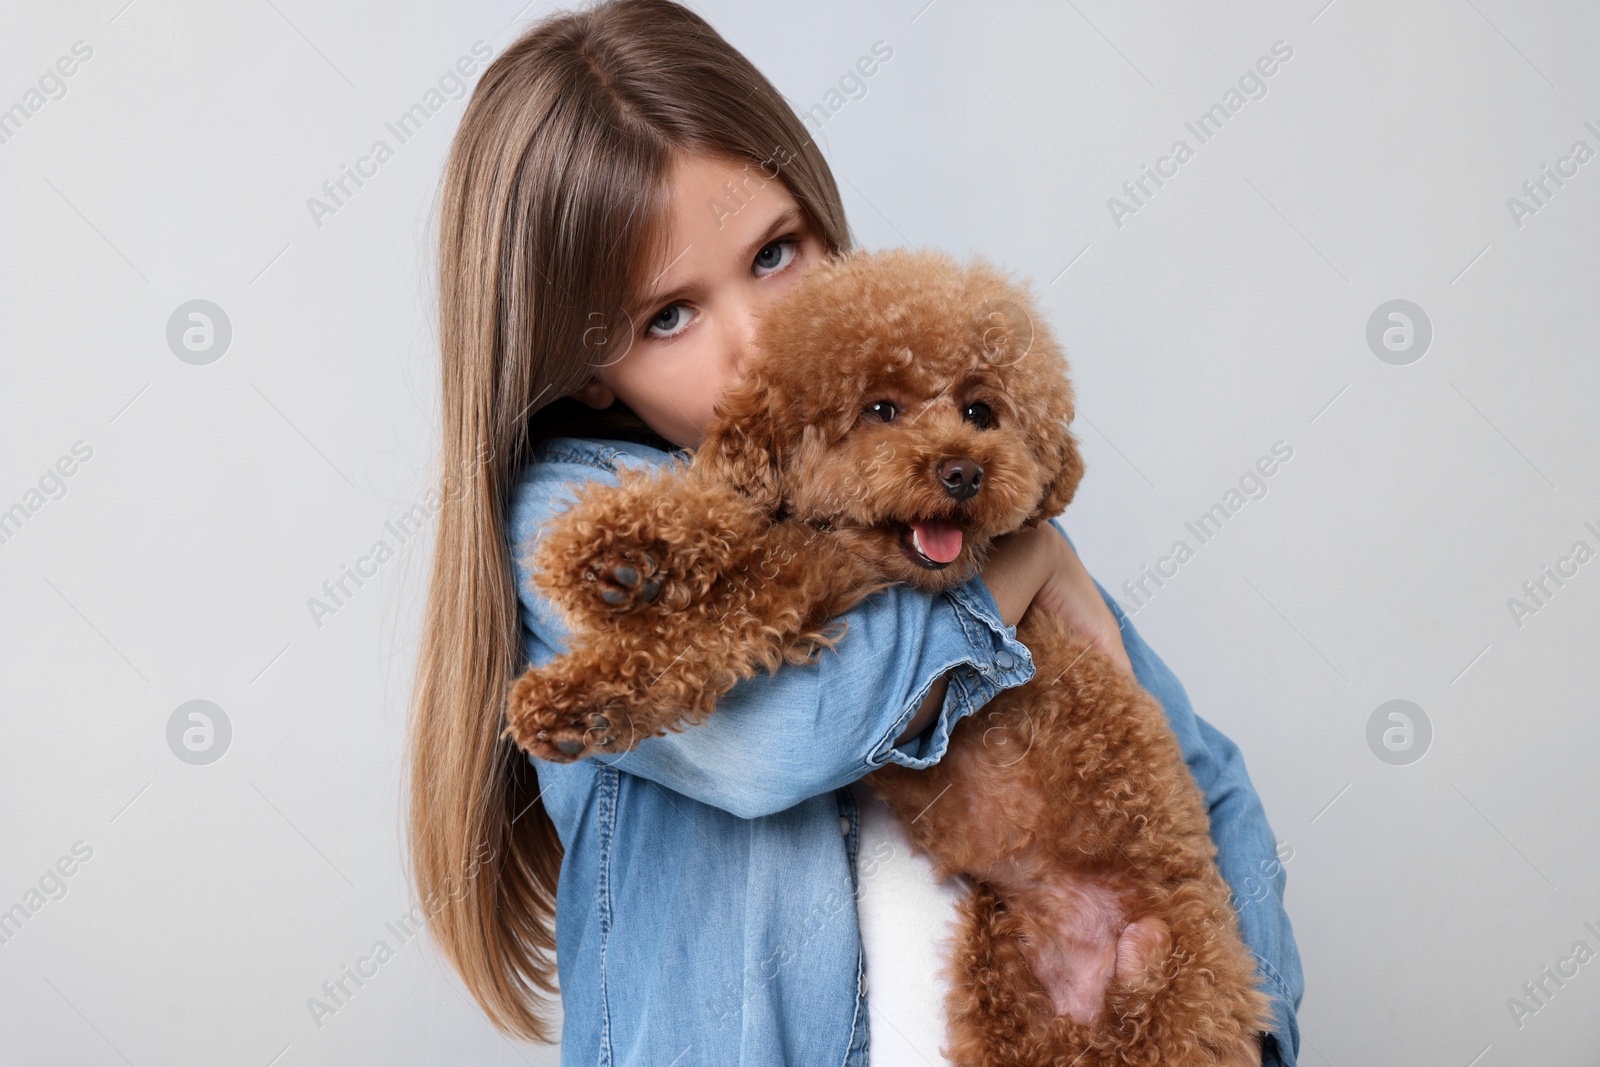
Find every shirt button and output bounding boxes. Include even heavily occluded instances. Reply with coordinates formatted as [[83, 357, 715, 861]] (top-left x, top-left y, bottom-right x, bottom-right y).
[[994, 649, 1017, 671], [840, 816, 851, 836]]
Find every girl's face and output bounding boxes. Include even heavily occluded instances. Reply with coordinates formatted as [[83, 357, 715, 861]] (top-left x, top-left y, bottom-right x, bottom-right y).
[[570, 151, 828, 449]]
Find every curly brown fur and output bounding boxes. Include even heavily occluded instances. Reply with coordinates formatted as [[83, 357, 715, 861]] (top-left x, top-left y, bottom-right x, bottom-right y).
[[507, 468, 893, 757], [505, 248, 1275, 1063]]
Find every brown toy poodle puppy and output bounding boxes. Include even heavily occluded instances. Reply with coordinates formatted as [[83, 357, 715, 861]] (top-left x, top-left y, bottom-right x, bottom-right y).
[[506, 247, 1275, 1065]]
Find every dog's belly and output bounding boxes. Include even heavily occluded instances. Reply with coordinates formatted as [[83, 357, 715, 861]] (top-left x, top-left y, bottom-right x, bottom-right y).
[[979, 847, 1142, 1023], [867, 608, 1209, 1024]]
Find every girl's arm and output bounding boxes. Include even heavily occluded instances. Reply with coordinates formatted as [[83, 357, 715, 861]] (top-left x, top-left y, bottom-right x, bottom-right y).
[[1057, 520, 1305, 1067], [898, 519, 1132, 744], [510, 449, 1049, 818]]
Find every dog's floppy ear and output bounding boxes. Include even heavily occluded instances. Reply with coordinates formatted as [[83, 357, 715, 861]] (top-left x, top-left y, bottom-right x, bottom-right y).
[[1008, 313, 1083, 525], [1026, 415, 1085, 527], [694, 376, 784, 514]]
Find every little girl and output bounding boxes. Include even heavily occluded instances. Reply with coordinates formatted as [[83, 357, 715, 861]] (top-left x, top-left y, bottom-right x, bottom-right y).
[[406, 2, 1303, 1064]]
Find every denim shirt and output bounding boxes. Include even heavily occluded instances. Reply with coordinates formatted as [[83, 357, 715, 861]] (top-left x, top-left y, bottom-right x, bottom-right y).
[[507, 435, 1304, 1066]]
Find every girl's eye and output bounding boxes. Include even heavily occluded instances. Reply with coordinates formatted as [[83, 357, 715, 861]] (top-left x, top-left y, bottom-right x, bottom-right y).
[[864, 400, 898, 423], [646, 302, 694, 339], [964, 401, 995, 429], [753, 237, 799, 277]]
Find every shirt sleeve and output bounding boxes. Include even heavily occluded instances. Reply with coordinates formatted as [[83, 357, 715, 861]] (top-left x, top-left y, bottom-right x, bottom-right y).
[[1048, 518, 1305, 1066], [509, 450, 1038, 821]]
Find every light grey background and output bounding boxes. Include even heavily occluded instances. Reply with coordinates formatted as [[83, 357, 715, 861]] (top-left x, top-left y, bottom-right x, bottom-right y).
[[2, 0, 1597, 1064]]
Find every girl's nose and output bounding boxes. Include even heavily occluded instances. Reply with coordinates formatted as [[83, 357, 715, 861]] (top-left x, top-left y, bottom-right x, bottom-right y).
[[728, 303, 757, 384]]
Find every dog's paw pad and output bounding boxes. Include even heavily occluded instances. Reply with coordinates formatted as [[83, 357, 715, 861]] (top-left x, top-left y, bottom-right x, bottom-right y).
[[585, 548, 665, 613], [526, 712, 623, 763], [505, 673, 629, 762]]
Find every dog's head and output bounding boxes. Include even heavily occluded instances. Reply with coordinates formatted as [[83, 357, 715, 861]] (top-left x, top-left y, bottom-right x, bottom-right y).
[[694, 247, 1083, 593]]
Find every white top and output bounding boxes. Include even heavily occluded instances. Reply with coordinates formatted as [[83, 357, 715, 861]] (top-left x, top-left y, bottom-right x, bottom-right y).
[[849, 780, 975, 1066]]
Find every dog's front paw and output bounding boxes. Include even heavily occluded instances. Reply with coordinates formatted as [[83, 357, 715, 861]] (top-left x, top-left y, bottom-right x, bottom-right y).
[[505, 668, 630, 763], [583, 545, 667, 615]]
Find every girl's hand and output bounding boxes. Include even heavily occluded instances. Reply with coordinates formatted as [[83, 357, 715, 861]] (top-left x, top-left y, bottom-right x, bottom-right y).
[[1030, 525, 1134, 677], [904, 524, 1133, 745]]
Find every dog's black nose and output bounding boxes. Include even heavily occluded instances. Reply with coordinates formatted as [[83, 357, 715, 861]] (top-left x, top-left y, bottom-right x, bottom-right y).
[[938, 457, 983, 501]]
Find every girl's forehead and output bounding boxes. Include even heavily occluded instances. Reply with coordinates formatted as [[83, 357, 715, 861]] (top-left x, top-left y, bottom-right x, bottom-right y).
[[631, 154, 809, 309], [657, 153, 802, 248]]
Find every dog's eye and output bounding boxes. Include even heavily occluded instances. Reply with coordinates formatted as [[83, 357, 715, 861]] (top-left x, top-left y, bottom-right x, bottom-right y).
[[864, 400, 898, 423], [964, 401, 996, 429]]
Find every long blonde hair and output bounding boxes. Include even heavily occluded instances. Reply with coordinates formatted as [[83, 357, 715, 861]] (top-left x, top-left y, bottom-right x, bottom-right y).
[[407, 0, 852, 1040]]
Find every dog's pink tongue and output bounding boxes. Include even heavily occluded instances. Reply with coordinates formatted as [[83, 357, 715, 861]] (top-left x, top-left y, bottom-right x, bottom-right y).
[[910, 518, 964, 563]]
